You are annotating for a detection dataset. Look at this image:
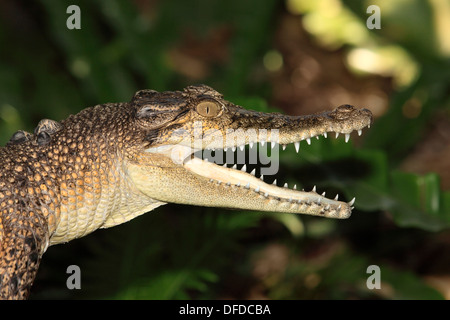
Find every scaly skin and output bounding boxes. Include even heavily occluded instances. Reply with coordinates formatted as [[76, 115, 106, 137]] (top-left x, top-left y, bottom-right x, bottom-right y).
[[0, 85, 372, 299]]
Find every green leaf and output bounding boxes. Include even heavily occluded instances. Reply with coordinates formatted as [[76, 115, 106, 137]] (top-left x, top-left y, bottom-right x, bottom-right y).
[[389, 171, 450, 230]]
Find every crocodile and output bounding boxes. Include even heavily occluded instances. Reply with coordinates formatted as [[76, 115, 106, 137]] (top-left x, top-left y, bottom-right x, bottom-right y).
[[0, 84, 372, 299]]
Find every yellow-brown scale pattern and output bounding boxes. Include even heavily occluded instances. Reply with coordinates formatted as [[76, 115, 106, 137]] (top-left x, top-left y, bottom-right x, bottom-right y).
[[0, 103, 147, 299]]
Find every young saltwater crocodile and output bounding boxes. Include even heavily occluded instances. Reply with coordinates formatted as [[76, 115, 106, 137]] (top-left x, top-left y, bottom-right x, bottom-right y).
[[0, 85, 372, 299]]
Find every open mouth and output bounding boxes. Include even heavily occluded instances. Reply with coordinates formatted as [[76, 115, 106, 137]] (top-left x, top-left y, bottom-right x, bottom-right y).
[[176, 126, 370, 219]]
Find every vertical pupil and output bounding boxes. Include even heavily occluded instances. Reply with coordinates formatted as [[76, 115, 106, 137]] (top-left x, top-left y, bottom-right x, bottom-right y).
[[197, 102, 219, 116]]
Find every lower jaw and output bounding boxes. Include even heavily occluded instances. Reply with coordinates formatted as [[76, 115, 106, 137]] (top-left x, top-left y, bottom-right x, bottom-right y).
[[183, 156, 352, 219]]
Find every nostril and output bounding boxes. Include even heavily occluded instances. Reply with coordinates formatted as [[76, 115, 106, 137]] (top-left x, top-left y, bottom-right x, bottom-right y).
[[333, 105, 355, 120], [337, 105, 355, 112]]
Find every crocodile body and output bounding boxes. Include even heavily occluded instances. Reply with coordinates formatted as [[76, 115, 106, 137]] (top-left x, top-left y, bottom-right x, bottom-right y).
[[0, 85, 372, 299]]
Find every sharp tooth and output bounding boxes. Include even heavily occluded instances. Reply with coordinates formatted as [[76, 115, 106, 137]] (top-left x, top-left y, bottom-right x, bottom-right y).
[[323, 132, 327, 138], [236, 182, 241, 187], [232, 146, 236, 152], [294, 142, 300, 153], [358, 129, 362, 136], [218, 180, 222, 184], [241, 164, 247, 172], [306, 138, 311, 145], [338, 204, 342, 210], [317, 197, 321, 204], [261, 141, 265, 147], [224, 147, 228, 152], [255, 186, 260, 192], [321, 191, 326, 197], [316, 136, 319, 140], [209, 179, 214, 182], [312, 186, 316, 193], [283, 183, 288, 188], [226, 182, 231, 186], [239, 145, 244, 151], [249, 142, 254, 148], [232, 164, 237, 170], [260, 174, 264, 181], [282, 144, 286, 150], [335, 132, 339, 139], [245, 183, 250, 189], [272, 179, 277, 186], [264, 192, 269, 197], [271, 142, 276, 149], [325, 204, 330, 210], [293, 184, 297, 190], [222, 163, 227, 167], [368, 123, 371, 128], [250, 168, 256, 176], [345, 133, 350, 143], [334, 194, 339, 201], [348, 197, 356, 206]]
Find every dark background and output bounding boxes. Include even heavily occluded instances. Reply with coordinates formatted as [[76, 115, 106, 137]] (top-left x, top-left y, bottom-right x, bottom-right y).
[[0, 0, 449, 299]]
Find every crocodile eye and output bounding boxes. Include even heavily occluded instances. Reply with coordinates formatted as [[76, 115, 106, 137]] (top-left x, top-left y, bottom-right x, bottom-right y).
[[196, 100, 221, 117]]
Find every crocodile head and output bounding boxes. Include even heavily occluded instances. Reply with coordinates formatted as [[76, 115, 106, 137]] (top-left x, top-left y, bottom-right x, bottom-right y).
[[126, 85, 373, 219]]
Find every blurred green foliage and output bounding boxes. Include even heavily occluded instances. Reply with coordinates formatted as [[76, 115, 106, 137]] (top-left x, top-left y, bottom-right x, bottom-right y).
[[0, 0, 449, 299]]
